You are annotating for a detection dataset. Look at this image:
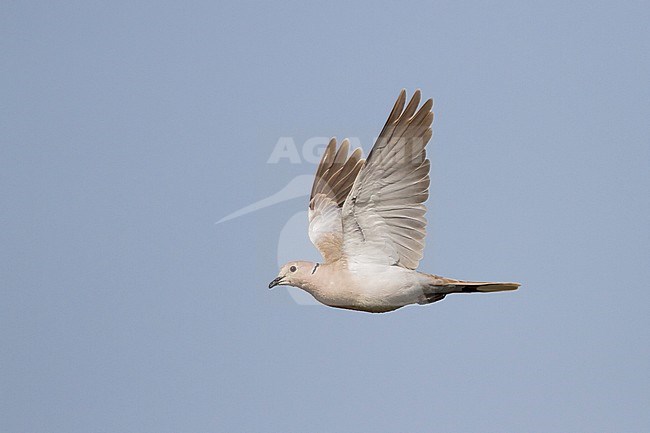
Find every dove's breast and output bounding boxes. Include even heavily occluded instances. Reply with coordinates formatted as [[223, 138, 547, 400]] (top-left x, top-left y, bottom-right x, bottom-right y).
[[310, 262, 426, 312]]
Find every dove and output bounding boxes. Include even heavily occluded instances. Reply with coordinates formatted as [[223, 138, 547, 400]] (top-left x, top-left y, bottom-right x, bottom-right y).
[[269, 89, 520, 313]]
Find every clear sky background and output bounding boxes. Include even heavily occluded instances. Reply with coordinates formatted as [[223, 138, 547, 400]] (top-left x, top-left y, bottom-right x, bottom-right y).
[[2, 1, 649, 432]]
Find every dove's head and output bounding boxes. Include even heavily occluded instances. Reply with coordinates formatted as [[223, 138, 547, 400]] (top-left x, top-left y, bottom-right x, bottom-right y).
[[269, 261, 319, 290]]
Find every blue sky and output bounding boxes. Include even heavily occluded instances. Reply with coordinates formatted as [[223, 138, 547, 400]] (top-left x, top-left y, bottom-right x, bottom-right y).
[[2, 1, 649, 432]]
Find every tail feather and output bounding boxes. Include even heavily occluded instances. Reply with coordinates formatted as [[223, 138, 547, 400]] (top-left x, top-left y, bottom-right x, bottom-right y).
[[418, 274, 520, 305], [425, 274, 521, 294], [455, 281, 520, 293]]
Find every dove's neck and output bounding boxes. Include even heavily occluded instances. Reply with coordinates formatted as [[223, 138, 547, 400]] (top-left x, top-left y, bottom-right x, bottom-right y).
[[298, 261, 355, 306], [298, 261, 333, 292]]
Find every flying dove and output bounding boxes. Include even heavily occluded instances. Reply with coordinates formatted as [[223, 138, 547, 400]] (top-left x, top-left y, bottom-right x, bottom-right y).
[[269, 90, 520, 313]]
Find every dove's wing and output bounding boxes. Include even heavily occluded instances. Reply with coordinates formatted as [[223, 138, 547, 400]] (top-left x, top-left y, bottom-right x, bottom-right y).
[[341, 89, 433, 269], [308, 138, 364, 263]]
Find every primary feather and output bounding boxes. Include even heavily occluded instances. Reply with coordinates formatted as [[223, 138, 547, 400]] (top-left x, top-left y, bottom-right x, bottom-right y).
[[341, 89, 433, 269]]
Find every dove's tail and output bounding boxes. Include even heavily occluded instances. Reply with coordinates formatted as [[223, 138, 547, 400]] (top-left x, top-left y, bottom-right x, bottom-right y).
[[418, 275, 520, 304], [450, 280, 521, 293]]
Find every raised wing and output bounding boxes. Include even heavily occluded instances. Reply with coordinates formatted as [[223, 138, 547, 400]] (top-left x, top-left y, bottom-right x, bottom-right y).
[[308, 138, 364, 263], [341, 89, 433, 269]]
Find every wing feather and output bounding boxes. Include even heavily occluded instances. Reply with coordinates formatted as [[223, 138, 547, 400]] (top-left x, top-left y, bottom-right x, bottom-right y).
[[308, 138, 364, 263], [341, 90, 434, 269]]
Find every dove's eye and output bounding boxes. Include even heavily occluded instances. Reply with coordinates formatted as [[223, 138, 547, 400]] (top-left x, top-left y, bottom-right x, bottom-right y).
[[290, 266, 297, 272]]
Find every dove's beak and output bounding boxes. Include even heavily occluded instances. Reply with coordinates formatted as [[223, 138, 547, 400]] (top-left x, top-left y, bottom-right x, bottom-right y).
[[268, 276, 284, 289]]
